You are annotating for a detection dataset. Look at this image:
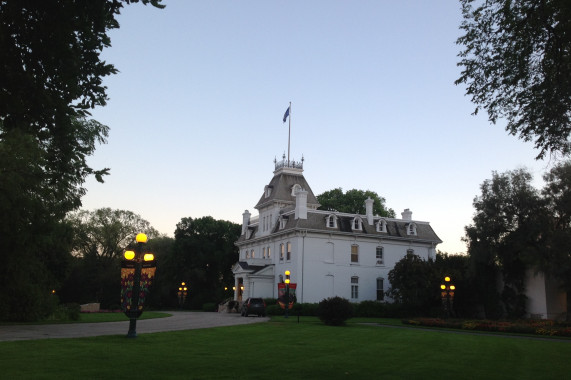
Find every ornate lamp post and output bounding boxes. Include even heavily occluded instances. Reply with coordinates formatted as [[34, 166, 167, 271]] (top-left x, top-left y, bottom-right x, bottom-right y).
[[177, 282, 188, 308], [121, 233, 156, 338], [440, 276, 456, 318], [284, 270, 290, 318]]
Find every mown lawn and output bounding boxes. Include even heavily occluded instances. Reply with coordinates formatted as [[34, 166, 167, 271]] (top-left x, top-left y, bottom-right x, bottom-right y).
[[1, 318, 569, 379], [0, 311, 171, 325]]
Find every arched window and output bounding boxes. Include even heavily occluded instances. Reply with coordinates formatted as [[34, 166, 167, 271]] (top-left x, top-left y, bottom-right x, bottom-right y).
[[352, 217, 362, 231], [291, 184, 302, 196], [407, 223, 417, 236], [376, 219, 387, 233], [326, 214, 337, 228]]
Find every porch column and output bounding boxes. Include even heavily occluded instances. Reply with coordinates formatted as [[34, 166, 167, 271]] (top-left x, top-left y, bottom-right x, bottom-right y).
[[234, 277, 239, 301]]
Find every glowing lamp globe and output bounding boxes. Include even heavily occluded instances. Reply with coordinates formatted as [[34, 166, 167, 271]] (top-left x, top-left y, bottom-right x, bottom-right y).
[[124, 250, 135, 260], [136, 233, 148, 243], [444, 276, 451, 282], [440, 284, 446, 290], [143, 253, 154, 261]]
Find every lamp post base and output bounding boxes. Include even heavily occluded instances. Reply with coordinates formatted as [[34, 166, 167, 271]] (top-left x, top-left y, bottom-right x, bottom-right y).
[[126, 318, 137, 338]]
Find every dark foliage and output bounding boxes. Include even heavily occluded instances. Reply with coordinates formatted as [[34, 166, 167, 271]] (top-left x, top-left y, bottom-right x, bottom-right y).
[[317, 297, 354, 326], [317, 188, 395, 217], [456, 0, 571, 159], [0, 0, 163, 321], [168, 217, 241, 309]]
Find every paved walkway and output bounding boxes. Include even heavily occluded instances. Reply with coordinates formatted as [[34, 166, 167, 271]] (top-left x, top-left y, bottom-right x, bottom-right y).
[[0, 312, 269, 342]]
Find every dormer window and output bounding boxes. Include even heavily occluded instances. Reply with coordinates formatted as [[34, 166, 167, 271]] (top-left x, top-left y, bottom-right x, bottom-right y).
[[291, 184, 302, 196], [376, 219, 387, 233], [352, 217, 362, 231], [326, 214, 337, 228], [279, 216, 288, 229], [407, 223, 417, 236], [264, 185, 272, 198]]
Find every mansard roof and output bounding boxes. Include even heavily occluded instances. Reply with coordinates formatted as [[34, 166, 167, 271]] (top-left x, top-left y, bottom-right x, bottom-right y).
[[237, 210, 441, 245], [254, 168, 319, 210]]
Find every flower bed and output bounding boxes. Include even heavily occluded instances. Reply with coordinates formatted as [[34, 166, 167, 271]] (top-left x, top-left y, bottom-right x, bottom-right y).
[[402, 318, 571, 337]]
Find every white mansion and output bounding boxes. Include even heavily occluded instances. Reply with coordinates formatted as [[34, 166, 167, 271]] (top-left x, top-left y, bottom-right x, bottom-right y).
[[232, 158, 442, 304]]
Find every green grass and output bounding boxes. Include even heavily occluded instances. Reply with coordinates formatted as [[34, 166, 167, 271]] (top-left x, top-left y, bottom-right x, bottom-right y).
[[0, 311, 172, 325], [78, 311, 171, 323], [1, 318, 569, 379]]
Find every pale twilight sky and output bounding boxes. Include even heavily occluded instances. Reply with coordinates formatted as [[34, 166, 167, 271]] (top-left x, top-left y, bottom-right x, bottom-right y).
[[82, 0, 550, 254]]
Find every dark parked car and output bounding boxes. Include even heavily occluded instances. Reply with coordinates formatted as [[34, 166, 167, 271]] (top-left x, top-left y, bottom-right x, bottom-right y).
[[241, 298, 266, 317]]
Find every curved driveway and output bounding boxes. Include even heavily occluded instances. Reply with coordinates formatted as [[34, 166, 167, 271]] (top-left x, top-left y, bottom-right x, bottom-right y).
[[0, 312, 269, 342]]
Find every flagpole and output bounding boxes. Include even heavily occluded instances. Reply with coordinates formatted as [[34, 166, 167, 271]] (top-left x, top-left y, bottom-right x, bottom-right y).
[[288, 101, 291, 166]]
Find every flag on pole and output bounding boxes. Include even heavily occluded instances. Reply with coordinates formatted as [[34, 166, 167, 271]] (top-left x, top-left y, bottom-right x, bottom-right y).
[[283, 106, 290, 123]]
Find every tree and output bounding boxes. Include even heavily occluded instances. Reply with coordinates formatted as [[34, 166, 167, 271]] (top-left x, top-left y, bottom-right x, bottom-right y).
[[387, 252, 439, 316], [68, 208, 160, 263], [61, 208, 159, 308], [0, 1, 164, 320], [541, 161, 571, 318], [171, 217, 241, 309], [464, 168, 547, 318], [456, 0, 571, 159], [316, 188, 395, 217]]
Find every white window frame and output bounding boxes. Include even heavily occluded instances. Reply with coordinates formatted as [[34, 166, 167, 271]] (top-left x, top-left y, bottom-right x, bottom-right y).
[[407, 223, 417, 236], [351, 276, 359, 299], [376, 277, 384, 301], [280, 243, 284, 261], [376, 246, 384, 265], [352, 217, 362, 231], [286, 242, 291, 261], [291, 184, 302, 196], [377, 219, 387, 233], [327, 215, 337, 228], [351, 244, 359, 263]]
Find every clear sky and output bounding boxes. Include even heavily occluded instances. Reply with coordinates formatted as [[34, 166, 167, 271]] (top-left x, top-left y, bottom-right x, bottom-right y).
[[82, 0, 551, 254]]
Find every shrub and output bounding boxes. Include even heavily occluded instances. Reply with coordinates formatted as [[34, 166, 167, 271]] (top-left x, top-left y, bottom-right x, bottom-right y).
[[354, 300, 384, 317], [296, 303, 319, 316], [263, 298, 277, 307], [202, 303, 217, 312], [266, 304, 282, 316], [50, 303, 80, 321], [317, 297, 353, 326]]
